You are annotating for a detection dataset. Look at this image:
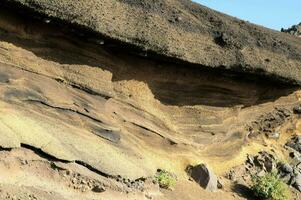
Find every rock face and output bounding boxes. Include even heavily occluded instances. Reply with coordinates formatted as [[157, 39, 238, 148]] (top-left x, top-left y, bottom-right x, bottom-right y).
[[1, 0, 301, 84], [282, 23, 301, 37], [293, 173, 301, 192], [0, 1, 301, 199], [286, 135, 301, 153], [187, 164, 218, 192]]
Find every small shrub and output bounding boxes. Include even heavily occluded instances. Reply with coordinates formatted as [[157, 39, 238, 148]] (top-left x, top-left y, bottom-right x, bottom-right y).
[[251, 171, 290, 200], [154, 170, 176, 189]]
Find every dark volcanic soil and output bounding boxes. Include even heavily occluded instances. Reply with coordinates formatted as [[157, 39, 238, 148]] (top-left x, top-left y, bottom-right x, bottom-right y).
[[1, 0, 301, 84]]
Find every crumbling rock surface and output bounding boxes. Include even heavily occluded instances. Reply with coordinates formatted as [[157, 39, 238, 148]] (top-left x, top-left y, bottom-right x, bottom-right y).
[[1, 0, 301, 84], [247, 107, 292, 138]]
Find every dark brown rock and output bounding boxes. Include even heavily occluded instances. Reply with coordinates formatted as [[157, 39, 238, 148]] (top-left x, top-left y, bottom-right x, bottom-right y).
[[293, 104, 301, 114], [92, 185, 105, 193], [282, 23, 301, 37]]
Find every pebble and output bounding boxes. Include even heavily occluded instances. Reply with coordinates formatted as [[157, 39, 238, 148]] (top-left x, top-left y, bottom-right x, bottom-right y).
[[92, 185, 105, 193], [293, 105, 301, 114]]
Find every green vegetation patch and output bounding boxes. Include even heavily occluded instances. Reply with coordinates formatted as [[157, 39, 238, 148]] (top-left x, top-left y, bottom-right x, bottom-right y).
[[251, 171, 291, 200], [155, 170, 177, 189]]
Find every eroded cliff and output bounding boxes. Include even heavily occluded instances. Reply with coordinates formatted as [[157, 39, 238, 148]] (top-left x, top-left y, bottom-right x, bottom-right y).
[[0, 1, 301, 200]]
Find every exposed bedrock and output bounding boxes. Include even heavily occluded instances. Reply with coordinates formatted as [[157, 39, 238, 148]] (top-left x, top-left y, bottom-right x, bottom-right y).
[[0, 0, 301, 189]]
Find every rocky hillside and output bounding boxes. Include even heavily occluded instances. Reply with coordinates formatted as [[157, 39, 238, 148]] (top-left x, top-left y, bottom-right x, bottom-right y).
[[1, 0, 301, 84], [282, 23, 301, 37], [0, 1, 301, 200]]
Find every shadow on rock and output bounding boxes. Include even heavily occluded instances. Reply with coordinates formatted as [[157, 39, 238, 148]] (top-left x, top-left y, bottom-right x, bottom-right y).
[[0, 8, 299, 108], [232, 184, 256, 200]]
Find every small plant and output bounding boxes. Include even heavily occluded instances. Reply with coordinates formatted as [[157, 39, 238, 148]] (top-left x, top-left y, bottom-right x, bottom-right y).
[[154, 170, 176, 189], [251, 171, 290, 200]]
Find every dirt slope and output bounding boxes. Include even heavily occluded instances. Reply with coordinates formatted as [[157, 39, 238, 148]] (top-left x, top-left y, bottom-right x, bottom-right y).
[[1, 0, 301, 84]]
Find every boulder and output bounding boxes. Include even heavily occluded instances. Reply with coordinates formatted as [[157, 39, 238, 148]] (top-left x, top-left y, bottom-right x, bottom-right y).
[[286, 135, 301, 153], [281, 163, 293, 173], [281, 174, 292, 184], [293, 105, 301, 114], [254, 151, 276, 172], [289, 152, 301, 162], [187, 164, 218, 192], [292, 173, 301, 192]]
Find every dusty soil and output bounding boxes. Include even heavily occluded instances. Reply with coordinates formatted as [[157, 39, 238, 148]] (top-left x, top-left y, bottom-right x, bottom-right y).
[[0, 1, 301, 200], [0, 146, 251, 200]]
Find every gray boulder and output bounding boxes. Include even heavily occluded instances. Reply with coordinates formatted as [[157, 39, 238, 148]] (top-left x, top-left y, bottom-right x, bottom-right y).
[[286, 135, 301, 153], [293, 173, 301, 192], [187, 164, 218, 192], [281, 163, 293, 173]]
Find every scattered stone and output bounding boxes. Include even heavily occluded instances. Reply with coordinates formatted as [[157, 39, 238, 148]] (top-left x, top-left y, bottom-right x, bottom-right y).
[[292, 173, 301, 192], [281, 173, 292, 184], [226, 169, 237, 181], [268, 127, 280, 139], [92, 185, 105, 193], [214, 32, 231, 47], [278, 163, 294, 184], [96, 39, 105, 45], [20, 160, 28, 165], [289, 152, 301, 162], [247, 108, 291, 138], [253, 151, 276, 172], [281, 163, 293, 173], [175, 16, 182, 22], [187, 164, 218, 192], [44, 18, 51, 24], [217, 179, 223, 189], [145, 194, 153, 199], [286, 135, 301, 153], [229, 150, 301, 194], [293, 104, 301, 114], [246, 155, 255, 166]]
